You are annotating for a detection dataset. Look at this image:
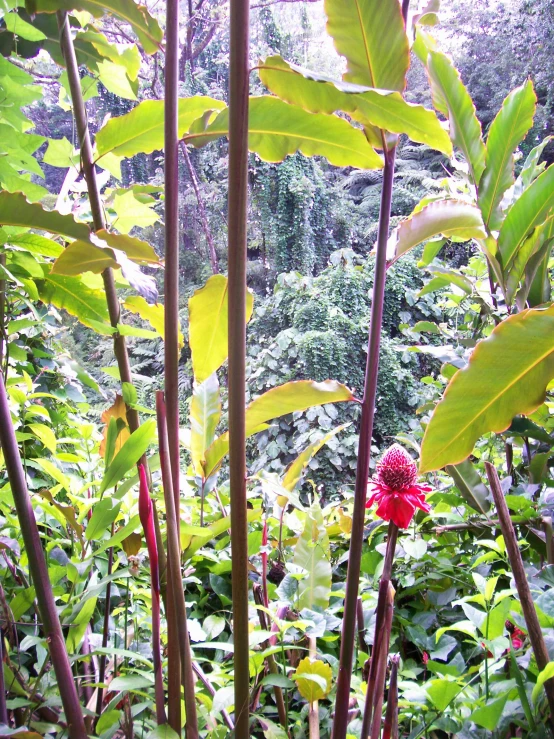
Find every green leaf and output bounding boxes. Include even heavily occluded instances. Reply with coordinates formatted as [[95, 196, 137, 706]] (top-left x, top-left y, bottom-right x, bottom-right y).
[[43, 137, 79, 168], [479, 81, 536, 230], [36, 270, 112, 333], [76, 29, 140, 79], [497, 164, 554, 270], [4, 12, 46, 41], [282, 424, 350, 491], [112, 190, 158, 234], [97, 59, 137, 101], [109, 674, 154, 691], [293, 656, 332, 702], [94, 514, 140, 555], [188, 274, 253, 383], [532, 662, 554, 704], [182, 508, 262, 560], [420, 305, 554, 472], [26, 422, 56, 453], [186, 96, 383, 170], [204, 380, 355, 479], [323, 0, 409, 92], [86, 499, 121, 541], [190, 373, 221, 478], [97, 230, 159, 264], [99, 420, 156, 493], [515, 135, 553, 196], [96, 96, 226, 159], [124, 296, 181, 346], [4, 233, 63, 258], [471, 694, 509, 731], [258, 55, 451, 154], [146, 727, 180, 739], [29, 0, 163, 54], [505, 216, 554, 305], [426, 679, 460, 712], [387, 200, 486, 263], [427, 51, 486, 184], [0, 191, 91, 241], [444, 459, 491, 514], [51, 242, 119, 275], [293, 502, 332, 611]]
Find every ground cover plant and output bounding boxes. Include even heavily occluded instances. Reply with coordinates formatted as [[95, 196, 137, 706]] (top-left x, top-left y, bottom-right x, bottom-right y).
[[2, 0, 554, 738]]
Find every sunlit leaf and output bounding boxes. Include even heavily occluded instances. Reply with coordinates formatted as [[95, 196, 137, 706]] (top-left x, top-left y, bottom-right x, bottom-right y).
[[0, 191, 91, 240], [99, 420, 156, 493], [190, 373, 221, 478], [293, 656, 332, 702], [293, 502, 332, 610]]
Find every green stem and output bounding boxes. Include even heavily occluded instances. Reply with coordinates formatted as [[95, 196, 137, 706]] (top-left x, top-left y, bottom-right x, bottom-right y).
[[227, 0, 251, 734], [0, 375, 87, 739]]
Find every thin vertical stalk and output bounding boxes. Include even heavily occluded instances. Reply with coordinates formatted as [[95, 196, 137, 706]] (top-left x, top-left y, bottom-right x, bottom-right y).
[[164, 0, 182, 509], [227, 0, 250, 734], [0, 628, 8, 725], [382, 655, 399, 739], [157, 392, 198, 738], [369, 583, 395, 739], [0, 252, 5, 373], [95, 529, 114, 720], [0, 375, 87, 739], [357, 597, 367, 655], [332, 148, 397, 739], [485, 462, 554, 728]]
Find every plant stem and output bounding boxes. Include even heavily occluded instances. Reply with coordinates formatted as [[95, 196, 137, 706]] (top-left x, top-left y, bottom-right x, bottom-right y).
[[157, 392, 198, 737], [95, 527, 115, 721], [192, 662, 234, 731], [164, 0, 182, 509], [357, 597, 367, 656], [369, 583, 395, 739], [0, 375, 87, 739], [227, 0, 250, 734], [308, 636, 320, 739], [485, 462, 554, 729], [0, 628, 7, 725], [382, 655, 399, 739]]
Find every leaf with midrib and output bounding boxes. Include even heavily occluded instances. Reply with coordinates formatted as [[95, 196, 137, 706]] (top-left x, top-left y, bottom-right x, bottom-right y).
[[420, 305, 554, 472], [36, 270, 113, 333], [0, 191, 91, 241], [190, 374, 221, 478]]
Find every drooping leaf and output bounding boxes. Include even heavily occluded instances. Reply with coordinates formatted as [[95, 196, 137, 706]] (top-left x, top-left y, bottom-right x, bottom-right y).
[[186, 96, 383, 170], [514, 135, 553, 198], [28, 0, 163, 54], [190, 374, 221, 478], [426, 679, 460, 712], [0, 191, 91, 241], [99, 420, 156, 493], [293, 502, 332, 611], [420, 306, 554, 472], [3, 233, 63, 258], [444, 459, 491, 514], [95, 96, 226, 159], [293, 656, 332, 702], [204, 380, 354, 479], [471, 695, 509, 732], [282, 424, 350, 492], [323, 0, 409, 92], [505, 216, 554, 305], [532, 662, 554, 705], [96, 230, 159, 264], [387, 200, 486, 262], [51, 242, 119, 275], [427, 51, 486, 184], [258, 56, 451, 154], [97, 59, 137, 101], [479, 81, 536, 230], [86, 499, 121, 541], [188, 274, 253, 383], [497, 164, 554, 270], [36, 270, 112, 333], [4, 12, 47, 41]]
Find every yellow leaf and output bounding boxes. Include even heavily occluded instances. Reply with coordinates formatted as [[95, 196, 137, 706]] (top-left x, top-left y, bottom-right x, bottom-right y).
[[294, 657, 332, 702]]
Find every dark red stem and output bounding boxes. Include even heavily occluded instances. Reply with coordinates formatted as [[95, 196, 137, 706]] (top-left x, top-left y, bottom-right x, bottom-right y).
[[382, 655, 399, 739], [0, 627, 7, 724]]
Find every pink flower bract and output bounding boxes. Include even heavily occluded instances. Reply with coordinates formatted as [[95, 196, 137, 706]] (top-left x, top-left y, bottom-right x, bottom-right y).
[[366, 444, 432, 529]]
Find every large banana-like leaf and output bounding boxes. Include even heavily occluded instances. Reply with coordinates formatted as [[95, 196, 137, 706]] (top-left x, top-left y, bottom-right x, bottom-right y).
[[204, 380, 355, 479], [190, 374, 221, 479], [186, 96, 383, 170], [28, 0, 163, 54], [445, 460, 491, 515], [258, 56, 451, 155], [323, 0, 409, 92], [292, 502, 332, 611], [188, 275, 254, 384], [478, 81, 536, 231], [420, 306, 554, 473], [282, 424, 350, 492], [497, 164, 554, 270], [95, 97, 226, 159], [505, 216, 554, 305], [387, 200, 486, 263], [427, 51, 486, 184]]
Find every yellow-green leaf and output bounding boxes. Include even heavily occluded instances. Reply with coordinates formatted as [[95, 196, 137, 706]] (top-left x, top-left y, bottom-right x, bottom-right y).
[[190, 374, 221, 478], [293, 657, 332, 702]]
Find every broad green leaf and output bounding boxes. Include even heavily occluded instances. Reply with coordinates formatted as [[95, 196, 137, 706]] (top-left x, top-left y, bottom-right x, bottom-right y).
[[204, 380, 354, 478], [188, 274, 253, 383], [36, 270, 112, 333], [293, 656, 332, 702], [0, 191, 91, 241], [96, 97, 226, 159], [190, 373, 221, 478], [51, 242, 119, 275], [27, 422, 56, 453], [97, 59, 137, 101], [76, 29, 141, 79], [43, 137, 79, 169], [124, 296, 182, 346], [323, 0, 409, 92], [99, 420, 156, 493], [186, 96, 383, 170], [426, 679, 460, 712], [282, 424, 349, 491], [479, 81, 536, 230], [420, 306, 554, 472], [471, 694, 508, 731], [428, 51, 486, 184], [532, 662, 554, 704], [293, 502, 332, 610], [497, 164, 554, 270], [387, 200, 486, 262], [86, 499, 121, 541], [112, 190, 158, 234], [514, 135, 553, 197], [3, 12, 46, 41], [97, 230, 159, 264], [146, 727, 180, 739], [258, 55, 451, 154], [29, 0, 163, 54], [94, 514, 140, 555], [526, 239, 553, 308], [505, 216, 554, 305], [182, 508, 262, 560], [445, 459, 491, 514], [4, 233, 63, 258]]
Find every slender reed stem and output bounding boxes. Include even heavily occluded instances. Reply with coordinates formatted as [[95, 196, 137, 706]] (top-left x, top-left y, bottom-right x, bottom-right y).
[[0, 629, 8, 724], [157, 392, 199, 737], [382, 655, 399, 739], [95, 527, 115, 721], [308, 636, 320, 739], [485, 462, 554, 729], [227, 0, 250, 733], [0, 375, 87, 739], [192, 662, 234, 731], [332, 148, 398, 739], [369, 583, 395, 739], [357, 597, 367, 655], [164, 0, 182, 509]]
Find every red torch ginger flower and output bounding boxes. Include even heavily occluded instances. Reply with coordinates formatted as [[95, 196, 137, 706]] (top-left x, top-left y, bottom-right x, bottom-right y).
[[366, 444, 432, 529]]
